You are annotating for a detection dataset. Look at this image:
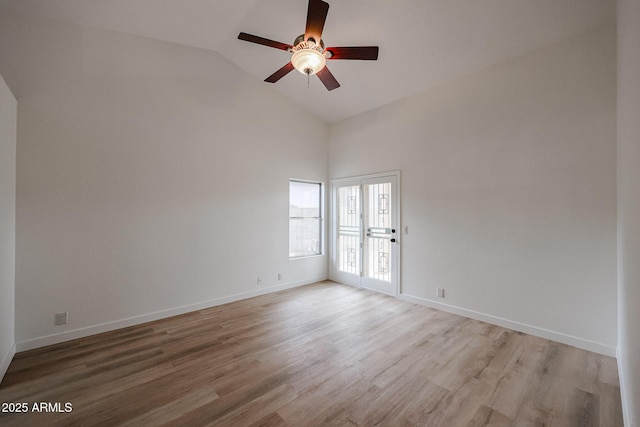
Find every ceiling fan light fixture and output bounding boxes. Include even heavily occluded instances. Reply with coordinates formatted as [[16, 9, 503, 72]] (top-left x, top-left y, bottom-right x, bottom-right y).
[[291, 48, 326, 76], [237, 0, 378, 90]]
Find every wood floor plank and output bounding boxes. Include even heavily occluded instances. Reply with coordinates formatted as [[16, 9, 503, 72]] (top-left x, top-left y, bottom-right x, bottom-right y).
[[0, 281, 623, 426], [481, 333, 549, 418], [466, 404, 512, 427], [244, 411, 288, 427], [120, 383, 219, 427], [599, 382, 624, 427]]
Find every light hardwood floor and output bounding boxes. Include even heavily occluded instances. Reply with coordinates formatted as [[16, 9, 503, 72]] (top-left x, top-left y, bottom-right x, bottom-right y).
[[0, 281, 623, 426]]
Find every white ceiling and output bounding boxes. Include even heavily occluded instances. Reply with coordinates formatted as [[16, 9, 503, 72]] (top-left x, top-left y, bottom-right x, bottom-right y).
[[0, 0, 615, 123]]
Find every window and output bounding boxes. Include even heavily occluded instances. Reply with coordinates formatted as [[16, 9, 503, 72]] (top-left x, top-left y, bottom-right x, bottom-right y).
[[289, 180, 322, 258]]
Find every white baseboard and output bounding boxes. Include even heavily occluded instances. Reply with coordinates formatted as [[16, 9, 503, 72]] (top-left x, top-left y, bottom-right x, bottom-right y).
[[617, 348, 631, 427], [1, 343, 16, 383], [16, 276, 327, 352], [399, 293, 616, 357]]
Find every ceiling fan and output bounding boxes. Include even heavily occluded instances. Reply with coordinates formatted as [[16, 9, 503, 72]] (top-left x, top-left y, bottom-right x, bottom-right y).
[[238, 0, 379, 91]]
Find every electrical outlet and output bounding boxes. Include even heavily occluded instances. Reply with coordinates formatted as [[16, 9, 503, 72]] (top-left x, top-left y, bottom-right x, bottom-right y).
[[55, 312, 68, 326], [257, 276, 262, 285], [437, 288, 445, 298], [277, 273, 282, 281]]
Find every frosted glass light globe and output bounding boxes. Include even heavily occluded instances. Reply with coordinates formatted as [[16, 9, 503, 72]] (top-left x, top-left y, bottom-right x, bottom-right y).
[[291, 48, 326, 75]]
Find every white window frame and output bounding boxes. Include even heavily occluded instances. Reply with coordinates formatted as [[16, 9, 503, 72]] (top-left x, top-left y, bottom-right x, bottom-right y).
[[289, 179, 324, 259]]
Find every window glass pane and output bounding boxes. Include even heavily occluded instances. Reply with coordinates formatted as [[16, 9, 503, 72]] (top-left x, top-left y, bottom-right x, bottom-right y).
[[289, 181, 321, 258], [289, 218, 321, 257], [289, 181, 320, 218]]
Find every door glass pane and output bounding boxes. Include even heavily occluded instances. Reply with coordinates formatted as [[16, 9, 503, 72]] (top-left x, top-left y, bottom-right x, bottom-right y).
[[364, 183, 391, 282], [336, 185, 360, 275]]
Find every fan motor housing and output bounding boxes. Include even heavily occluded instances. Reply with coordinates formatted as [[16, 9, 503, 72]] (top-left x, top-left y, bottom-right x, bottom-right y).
[[293, 34, 325, 50]]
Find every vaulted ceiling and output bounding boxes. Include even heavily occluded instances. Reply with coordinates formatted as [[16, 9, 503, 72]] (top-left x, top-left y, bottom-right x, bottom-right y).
[[0, 0, 615, 123]]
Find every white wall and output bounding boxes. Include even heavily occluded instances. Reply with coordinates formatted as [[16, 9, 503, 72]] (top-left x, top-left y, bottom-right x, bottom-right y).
[[330, 25, 617, 355], [0, 10, 328, 349], [0, 73, 16, 381], [617, 0, 640, 424]]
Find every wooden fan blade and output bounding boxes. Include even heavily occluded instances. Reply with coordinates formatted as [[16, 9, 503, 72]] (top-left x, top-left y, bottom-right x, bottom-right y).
[[265, 62, 295, 83], [316, 66, 340, 91], [326, 46, 379, 60], [305, 0, 329, 44], [238, 32, 292, 51]]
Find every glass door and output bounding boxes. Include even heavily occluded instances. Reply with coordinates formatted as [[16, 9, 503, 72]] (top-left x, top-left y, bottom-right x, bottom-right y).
[[331, 172, 399, 296], [361, 176, 397, 295], [336, 184, 361, 279]]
